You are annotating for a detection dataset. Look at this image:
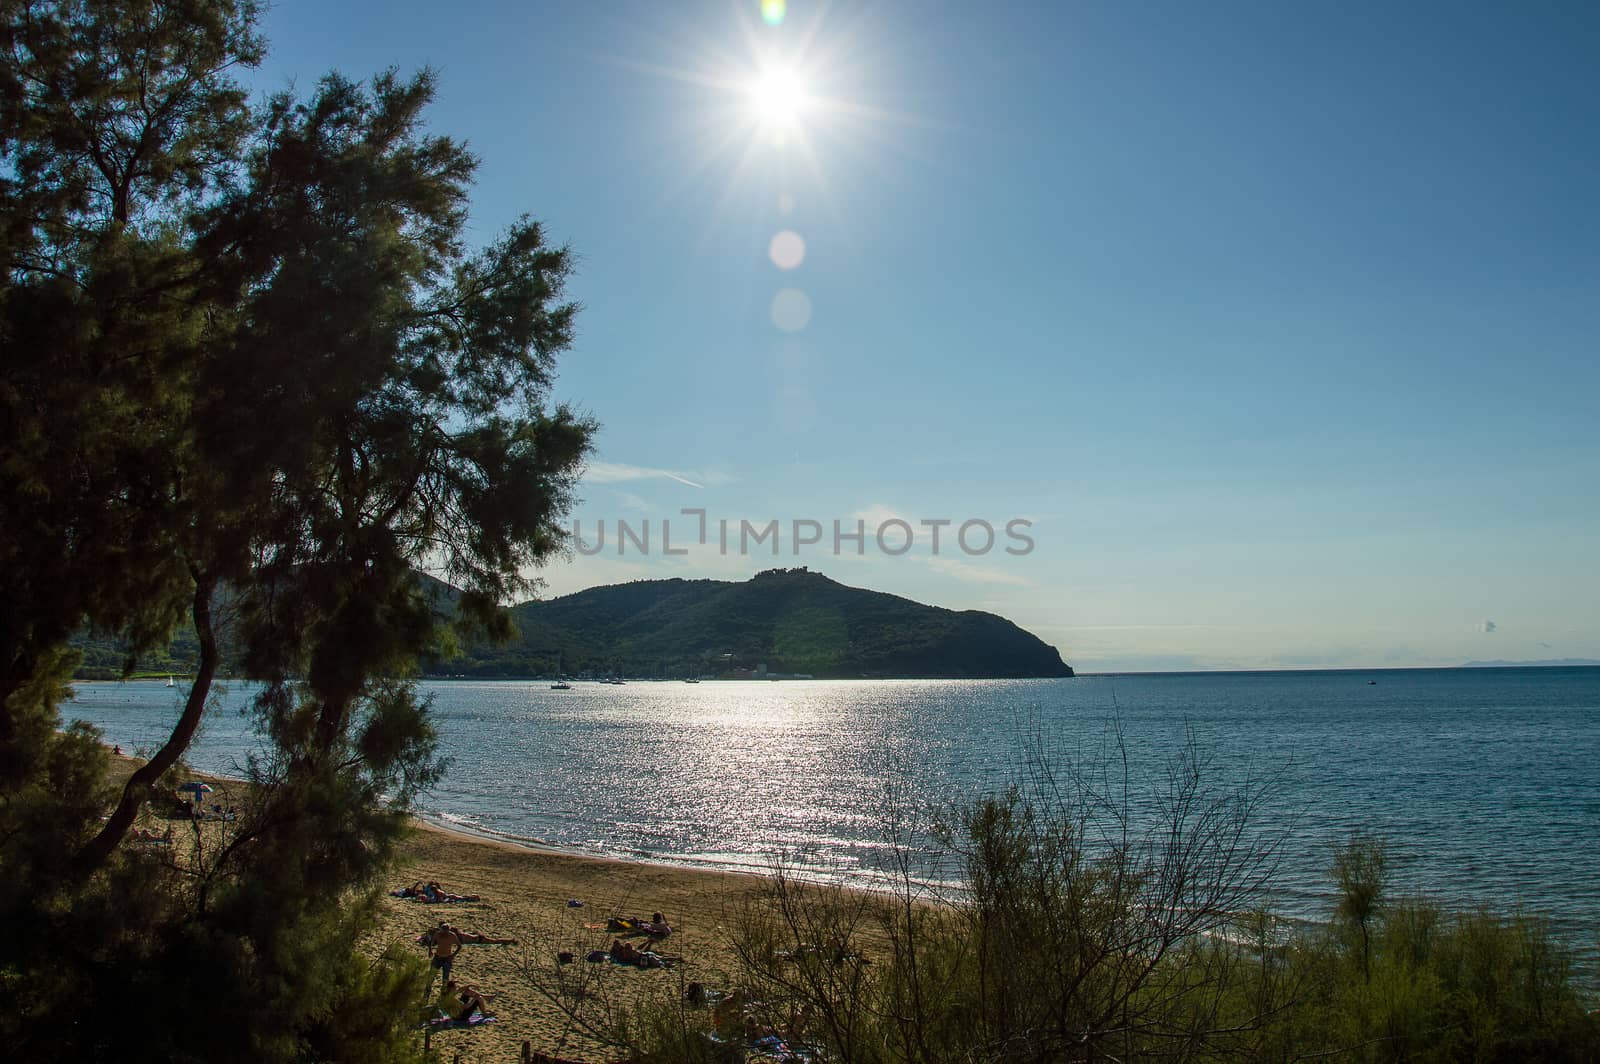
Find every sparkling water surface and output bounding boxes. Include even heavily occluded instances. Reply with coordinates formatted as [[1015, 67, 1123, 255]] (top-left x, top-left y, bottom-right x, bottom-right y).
[[68, 668, 1600, 959]]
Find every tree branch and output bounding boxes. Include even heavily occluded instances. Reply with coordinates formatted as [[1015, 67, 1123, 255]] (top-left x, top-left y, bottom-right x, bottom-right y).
[[73, 567, 219, 876]]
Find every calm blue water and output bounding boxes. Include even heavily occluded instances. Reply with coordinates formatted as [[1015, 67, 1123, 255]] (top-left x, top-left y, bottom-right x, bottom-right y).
[[66, 668, 1600, 960]]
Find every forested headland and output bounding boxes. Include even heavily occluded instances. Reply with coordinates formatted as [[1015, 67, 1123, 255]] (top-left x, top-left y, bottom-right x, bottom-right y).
[[72, 568, 1075, 680]]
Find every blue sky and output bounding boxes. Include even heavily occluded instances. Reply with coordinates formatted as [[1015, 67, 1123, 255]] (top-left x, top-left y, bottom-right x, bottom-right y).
[[254, 1, 1599, 670]]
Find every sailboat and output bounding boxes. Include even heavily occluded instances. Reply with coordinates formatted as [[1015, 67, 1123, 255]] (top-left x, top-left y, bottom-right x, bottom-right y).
[[165, 674, 175, 688]]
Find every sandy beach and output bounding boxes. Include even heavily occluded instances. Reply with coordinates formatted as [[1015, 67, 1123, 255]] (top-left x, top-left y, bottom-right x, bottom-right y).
[[108, 754, 783, 1062], [379, 821, 774, 1062]]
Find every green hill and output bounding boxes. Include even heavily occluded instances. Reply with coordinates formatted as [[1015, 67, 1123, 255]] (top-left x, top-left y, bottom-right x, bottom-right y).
[[69, 568, 1074, 680], [432, 567, 1074, 679]]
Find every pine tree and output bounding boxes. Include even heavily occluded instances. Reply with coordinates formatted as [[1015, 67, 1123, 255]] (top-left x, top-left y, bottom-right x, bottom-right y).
[[1, 3, 594, 1057]]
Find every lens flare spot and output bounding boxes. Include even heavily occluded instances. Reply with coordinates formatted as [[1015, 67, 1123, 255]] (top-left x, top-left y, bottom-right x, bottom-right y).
[[768, 230, 806, 270], [760, 0, 787, 26], [770, 288, 812, 333]]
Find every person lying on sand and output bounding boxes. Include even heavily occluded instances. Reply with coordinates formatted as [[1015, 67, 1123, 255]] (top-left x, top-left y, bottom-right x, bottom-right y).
[[418, 922, 517, 947], [393, 881, 481, 903], [608, 938, 681, 969], [424, 880, 480, 903], [606, 911, 672, 936]]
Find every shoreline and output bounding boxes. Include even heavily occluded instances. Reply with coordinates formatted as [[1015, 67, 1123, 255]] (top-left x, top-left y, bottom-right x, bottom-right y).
[[386, 817, 777, 1060], [109, 745, 803, 889], [95, 748, 1600, 1059], [102, 735, 937, 897], [107, 750, 788, 1060]]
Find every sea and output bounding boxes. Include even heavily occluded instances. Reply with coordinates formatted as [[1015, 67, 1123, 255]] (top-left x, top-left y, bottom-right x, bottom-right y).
[[66, 667, 1600, 967]]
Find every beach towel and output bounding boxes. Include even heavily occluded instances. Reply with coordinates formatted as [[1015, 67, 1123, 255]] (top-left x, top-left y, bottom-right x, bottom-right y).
[[749, 1036, 818, 1062], [584, 949, 677, 968], [421, 1012, 497, 1030]]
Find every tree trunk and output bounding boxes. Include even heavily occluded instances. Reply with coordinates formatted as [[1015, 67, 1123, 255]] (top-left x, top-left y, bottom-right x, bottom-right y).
[[73, 569, 219, 876]]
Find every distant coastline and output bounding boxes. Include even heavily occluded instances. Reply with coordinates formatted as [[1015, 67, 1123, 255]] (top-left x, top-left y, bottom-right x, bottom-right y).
[[1461, 658, 1600, 668]]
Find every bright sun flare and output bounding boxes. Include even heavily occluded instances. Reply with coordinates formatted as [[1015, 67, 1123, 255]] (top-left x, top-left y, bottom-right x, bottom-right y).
[[749, 66, 808, 128]]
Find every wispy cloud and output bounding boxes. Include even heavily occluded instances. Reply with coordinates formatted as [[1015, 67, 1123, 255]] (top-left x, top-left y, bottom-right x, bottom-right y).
[[583, 460, 706, 489]]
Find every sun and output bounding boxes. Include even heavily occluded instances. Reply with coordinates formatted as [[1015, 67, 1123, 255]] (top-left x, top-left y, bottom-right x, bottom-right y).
[[748, 65, 809, 131]]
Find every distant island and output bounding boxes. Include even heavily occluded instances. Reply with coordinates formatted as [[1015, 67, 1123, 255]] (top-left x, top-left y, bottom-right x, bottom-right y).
[[70, 567, 1074, 681], [1460, 658, 1600, 668], [428, 567, 1074, 680]]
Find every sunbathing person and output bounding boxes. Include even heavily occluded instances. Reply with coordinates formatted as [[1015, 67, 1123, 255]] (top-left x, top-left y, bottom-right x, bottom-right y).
[[418, 922, 516, 946], [607, 911, 672, 936], [397, 880, 480, 903], [608, 938, 680, 969], [436, 979, 494, 1022], [712, 989, 750, 1031], [426, 880, 481, 903]]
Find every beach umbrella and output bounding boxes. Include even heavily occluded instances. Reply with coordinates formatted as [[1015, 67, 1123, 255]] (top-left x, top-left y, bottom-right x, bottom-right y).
[[178, 781, 213, 795]]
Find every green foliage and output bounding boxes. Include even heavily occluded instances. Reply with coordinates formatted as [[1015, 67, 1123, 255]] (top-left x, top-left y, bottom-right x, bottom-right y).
[[1335, 834, 1389, 983], [1293, 896, 1600, 1063], [0, 0, 242, 765], [571, 741, 1294, 1064], [562, 760, 1598, 1064], [1, 1, 593, 1059]]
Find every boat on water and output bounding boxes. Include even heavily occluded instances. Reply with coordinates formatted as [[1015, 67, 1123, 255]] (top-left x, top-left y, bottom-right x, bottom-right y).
[[165, 675, 174, 688], [550, 681, 572, 690]]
